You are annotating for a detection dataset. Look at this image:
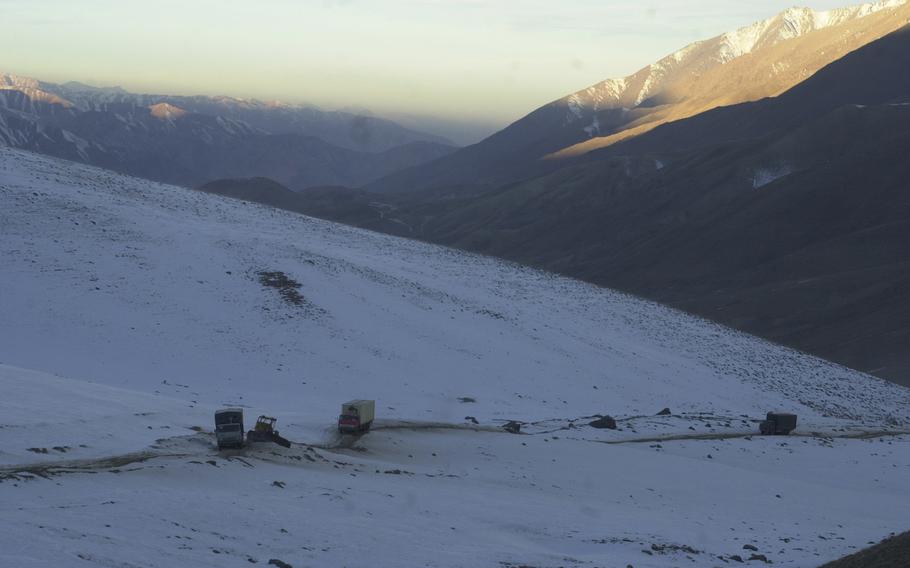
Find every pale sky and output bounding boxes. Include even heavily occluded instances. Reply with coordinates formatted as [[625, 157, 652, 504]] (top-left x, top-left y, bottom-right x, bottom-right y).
[[0, 0, 855, 135]]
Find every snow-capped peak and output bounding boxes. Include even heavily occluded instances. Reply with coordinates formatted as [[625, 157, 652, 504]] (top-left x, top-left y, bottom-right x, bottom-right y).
[[0, 72, 75, 108], [718, 0, 907, 61], [561, 0, 907, 122], [149, 102, 188, 120], [0, 72, 43, 90]]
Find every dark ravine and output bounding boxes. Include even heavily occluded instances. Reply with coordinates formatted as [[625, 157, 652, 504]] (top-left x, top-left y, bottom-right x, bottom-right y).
[[197, 178, 414, 237]]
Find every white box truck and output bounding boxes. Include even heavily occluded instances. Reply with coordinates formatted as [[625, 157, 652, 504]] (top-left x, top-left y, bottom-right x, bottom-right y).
[[214, 408, 245, 449], [338, 400, 375, 434]]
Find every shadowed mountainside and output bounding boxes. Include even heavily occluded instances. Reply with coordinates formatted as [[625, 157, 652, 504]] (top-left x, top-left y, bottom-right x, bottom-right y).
[[197, 177, 414, 237], [224, 26, 910, 386], [366, 0, 910, 195]]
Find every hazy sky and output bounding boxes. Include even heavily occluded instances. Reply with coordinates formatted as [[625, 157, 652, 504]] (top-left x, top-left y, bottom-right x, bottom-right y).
[[1, 0, 854, 129]]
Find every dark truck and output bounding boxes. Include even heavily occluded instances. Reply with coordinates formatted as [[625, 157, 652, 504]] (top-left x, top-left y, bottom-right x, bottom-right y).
[[759, 412, 797, 435], [214, 408, 245, 449]]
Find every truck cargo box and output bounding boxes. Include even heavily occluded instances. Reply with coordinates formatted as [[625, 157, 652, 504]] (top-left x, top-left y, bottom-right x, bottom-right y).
[[759, 411, 797, 435], [338, 399, 375, 434], [214, 408, 245, 449]]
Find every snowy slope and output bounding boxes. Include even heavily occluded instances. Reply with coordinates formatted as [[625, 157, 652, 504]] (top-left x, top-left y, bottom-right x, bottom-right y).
[[3, 362, 908, 568], [1, 147, 909, 567]]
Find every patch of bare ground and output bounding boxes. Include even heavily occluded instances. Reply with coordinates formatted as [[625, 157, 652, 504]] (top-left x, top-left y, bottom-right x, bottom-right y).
[[819, 531, 910, 568]]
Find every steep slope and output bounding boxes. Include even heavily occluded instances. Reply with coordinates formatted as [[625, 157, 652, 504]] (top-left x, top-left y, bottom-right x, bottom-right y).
[[550, 0, 910, 158], [367, 0, 910, 194], [11, 145, 906, 419], [198, 177, 414, 237], [2, 147, 909, 568], [582, 25, 910, 161], [820, 531, 910, 568], [372, 27, 910, 386]]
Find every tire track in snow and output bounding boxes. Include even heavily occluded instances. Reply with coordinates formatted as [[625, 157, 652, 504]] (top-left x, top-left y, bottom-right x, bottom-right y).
[[4, 423, 906, 480], [0, 450, 193, 480], [570, 429, 910, 445]]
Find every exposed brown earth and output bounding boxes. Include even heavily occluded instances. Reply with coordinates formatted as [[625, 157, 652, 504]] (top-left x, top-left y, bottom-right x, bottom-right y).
[[819, 531, 910, 568]]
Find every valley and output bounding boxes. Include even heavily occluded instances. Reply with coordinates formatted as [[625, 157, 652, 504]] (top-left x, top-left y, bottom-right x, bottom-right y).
[[250, 22, 910, 387], [2, 2, 910, 566]]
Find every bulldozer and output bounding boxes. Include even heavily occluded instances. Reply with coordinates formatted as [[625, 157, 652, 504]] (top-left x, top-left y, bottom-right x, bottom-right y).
[[246, 415, 292, 448]]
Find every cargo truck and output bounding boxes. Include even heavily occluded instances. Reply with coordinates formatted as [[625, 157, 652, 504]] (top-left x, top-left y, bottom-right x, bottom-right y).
[[214, 408, 245, 449], [759, 412, 797, 435], [338, 399, 375, 434]]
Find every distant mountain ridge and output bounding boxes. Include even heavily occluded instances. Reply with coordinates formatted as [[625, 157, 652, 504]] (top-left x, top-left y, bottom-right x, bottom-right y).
[[0, 73, 454, 152], [0, 73, 456, 188], [368, 0, 910, 193]]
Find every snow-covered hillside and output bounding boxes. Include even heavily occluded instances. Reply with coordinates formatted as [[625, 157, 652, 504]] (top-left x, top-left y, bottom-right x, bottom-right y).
[[1, 147, 908, 567]]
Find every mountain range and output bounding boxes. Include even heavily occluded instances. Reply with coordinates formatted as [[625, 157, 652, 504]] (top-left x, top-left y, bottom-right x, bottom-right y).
[[201, 3, 910, 387], [3, 1, 909, 386], [410, 29, 910, 384], [367, 0, 910, 194], [0, 74, 456, 188]]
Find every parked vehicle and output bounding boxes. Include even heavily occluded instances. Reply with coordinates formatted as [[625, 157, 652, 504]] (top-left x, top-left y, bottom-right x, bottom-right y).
[[338, 400, 375, 434], [246, 415, 291, 448], [214, 408, 245, 449], [759, 412, 797, 435]]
